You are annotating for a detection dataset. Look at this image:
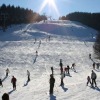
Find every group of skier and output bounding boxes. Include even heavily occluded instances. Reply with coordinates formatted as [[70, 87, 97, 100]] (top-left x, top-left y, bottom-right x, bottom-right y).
[[49, 59, 77, 95], [0, 56, 99, 98], [87, 70, 97, 87], [0, 68, 10, 87], [0, 68, 30, 90], [89, 53, 100, 70], [49, 74, 55, 95], [0, 69, 17, 91], [88, 53, 99, 87], [49, 58, 98, 95], [0, 68, 31, 100], [59, 59, 76, 86]]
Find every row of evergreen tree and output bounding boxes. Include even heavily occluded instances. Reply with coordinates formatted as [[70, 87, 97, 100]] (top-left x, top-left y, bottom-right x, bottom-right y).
[[0, 4, 47, 27], [60, 12, 100, 31]]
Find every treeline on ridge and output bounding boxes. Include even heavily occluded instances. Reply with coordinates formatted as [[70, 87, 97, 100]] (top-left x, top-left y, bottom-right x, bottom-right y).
[[0, 4, 47, 27], [60, 12, 100, 31]]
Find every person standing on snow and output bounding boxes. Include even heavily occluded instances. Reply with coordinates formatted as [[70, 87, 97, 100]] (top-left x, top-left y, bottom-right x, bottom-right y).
[[89, 54, 91, 59], [51, 67, 54, 75], [2, 93, 9, 100], [49, 74, 55, 95], [27, 70, 30, 82], [67, 65, 70, 75], [86, 76, 91, 86], [93, 62, 96, 69], [6, 68, 10, 77], [36, 51, 38, 56], [11, 76, 17, 90], [0, 79, 3, 87], [59, 59, 63, 74], [91, 70, 97, 87]]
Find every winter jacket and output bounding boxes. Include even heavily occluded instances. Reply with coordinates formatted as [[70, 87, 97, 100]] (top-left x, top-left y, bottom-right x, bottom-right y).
[[91, 72, 97, 79], [87, 76, 91, 81], [11, 77, 17, 84], [50, 77, 55, 85], [59, 62, 63, 67]]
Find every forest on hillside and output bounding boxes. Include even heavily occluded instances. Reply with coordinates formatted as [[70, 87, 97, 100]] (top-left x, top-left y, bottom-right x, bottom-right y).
[[0, 4, 47, 27], [60, 12, 100, 31]]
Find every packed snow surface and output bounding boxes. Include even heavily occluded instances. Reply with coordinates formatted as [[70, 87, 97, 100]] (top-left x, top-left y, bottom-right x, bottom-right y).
[[0, 20, 100, 100]]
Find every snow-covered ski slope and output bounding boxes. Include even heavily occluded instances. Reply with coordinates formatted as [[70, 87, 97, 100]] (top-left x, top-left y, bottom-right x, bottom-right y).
[[0, 20, 100, 100]]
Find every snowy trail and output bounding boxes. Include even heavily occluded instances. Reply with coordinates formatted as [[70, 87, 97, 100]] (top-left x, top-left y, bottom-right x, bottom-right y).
[[0, 20, 100, 100]]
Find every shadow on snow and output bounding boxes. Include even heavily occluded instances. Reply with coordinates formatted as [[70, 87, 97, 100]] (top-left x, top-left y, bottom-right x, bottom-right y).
[[50, 94, 56, 100]]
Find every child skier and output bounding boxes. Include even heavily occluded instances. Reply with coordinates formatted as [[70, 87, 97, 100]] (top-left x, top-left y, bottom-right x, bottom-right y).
[[87, 76, 91, 86]]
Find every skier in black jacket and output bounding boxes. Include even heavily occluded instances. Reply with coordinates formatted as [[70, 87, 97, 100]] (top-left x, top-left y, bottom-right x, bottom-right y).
[[2, 93, 9, 100], [59, 59, 63, 74], [91, 70, 97, 87], [49, 74, 55, 94]]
